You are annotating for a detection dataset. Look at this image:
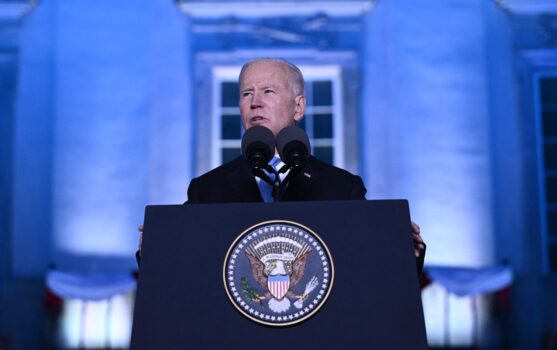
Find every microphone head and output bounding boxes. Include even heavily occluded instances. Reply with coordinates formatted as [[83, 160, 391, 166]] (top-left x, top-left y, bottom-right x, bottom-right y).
[[276, 126, 310, 169], [241, 125, 276, 169]]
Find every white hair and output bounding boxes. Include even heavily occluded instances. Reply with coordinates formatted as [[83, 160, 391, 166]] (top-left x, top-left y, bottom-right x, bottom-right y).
[[239, 57, 305, 96]]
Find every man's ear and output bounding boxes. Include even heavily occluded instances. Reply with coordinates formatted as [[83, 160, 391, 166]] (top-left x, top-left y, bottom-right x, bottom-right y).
[[293, 95, 306, 122]]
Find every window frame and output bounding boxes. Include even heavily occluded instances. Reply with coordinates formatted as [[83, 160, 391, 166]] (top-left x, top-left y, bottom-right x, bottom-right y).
[[534, 71, 557, 273]]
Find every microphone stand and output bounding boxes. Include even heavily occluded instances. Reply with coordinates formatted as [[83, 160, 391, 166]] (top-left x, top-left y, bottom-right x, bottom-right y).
[[275, 162, 304, 201], [268, 164, 281, 202], [253, 165, 282, 202], [251, 153, 305, 202]]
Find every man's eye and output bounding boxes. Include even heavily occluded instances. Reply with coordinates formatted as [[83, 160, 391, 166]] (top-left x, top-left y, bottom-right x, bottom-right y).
[[242, 92, 252, 97], [264, 89, 274, 94]]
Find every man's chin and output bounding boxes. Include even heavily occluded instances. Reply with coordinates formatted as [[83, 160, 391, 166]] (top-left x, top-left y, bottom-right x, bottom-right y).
[[247, 121, 274, 132]]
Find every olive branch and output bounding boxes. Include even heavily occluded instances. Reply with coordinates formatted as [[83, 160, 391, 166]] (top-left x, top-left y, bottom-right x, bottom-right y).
[[241, 276, 263, 305]]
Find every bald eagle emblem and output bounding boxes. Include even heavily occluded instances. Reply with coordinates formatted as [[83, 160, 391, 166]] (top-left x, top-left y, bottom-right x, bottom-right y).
[[245, 235, 316, 313], [224, 221, 334, 326]]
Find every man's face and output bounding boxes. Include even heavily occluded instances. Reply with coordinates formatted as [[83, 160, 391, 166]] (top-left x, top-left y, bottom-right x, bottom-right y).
[[239, 61, 306, 136]]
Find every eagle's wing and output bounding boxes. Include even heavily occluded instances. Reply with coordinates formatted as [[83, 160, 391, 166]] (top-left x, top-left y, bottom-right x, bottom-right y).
[[246, 252, 267, 287], [290, 251, 310, 287]]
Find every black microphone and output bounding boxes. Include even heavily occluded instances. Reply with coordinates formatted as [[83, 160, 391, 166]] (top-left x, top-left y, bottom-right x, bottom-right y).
[[241, 125, 276, 171], [276, 125, 310, 172]]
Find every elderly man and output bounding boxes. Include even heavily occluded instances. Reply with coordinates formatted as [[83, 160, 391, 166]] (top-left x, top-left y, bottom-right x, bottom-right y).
[[187, 58, 367, 203], [139, 57, 425, 265]]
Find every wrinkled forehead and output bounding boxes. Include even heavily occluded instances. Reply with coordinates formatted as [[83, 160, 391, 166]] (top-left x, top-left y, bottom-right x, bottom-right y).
[[240, 61, 294, 88]]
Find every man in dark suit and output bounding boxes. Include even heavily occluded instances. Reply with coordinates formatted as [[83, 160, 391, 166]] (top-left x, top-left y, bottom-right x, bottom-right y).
[[138, 57, 425, 264], [187, 58, 366, 203]]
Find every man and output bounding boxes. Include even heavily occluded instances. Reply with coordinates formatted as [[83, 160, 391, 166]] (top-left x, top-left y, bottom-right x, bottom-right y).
[[139, 57, 425, 265], [187, 58, 368, 203]]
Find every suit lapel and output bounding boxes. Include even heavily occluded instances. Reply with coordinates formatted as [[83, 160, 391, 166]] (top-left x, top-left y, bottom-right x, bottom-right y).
[[225, 157, 263, 202]]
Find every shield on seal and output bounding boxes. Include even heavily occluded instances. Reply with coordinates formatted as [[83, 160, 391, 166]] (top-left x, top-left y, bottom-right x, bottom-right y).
[[267, 275, 290, 300]]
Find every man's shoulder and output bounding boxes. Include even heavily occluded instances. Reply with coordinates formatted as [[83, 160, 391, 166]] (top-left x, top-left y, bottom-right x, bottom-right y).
[[200, 156, 244, 176], [290, 156, 366, 200], [191, 156, 246, 185], [186, 156, 252, 203]]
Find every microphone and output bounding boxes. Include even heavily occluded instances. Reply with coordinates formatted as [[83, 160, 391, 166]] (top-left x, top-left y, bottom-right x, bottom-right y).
[[276, 126, 310, 172], [241, 125, 276, 171]]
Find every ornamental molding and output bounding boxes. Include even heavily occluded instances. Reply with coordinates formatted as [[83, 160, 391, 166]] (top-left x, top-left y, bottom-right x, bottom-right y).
[[520, 49, 557, 69], [495, 0, 557, 15], [175, 0, 374, 19]]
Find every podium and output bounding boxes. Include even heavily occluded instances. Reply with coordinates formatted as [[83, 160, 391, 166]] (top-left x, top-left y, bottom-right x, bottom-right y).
[[131, 200, 427, 349]]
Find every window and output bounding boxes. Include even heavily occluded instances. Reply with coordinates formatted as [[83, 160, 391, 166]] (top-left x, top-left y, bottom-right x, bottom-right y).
[[211, 65, 344, 169], [538, 76, 557, 272]]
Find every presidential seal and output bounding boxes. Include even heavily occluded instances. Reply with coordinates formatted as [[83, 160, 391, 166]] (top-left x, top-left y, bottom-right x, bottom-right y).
[[223, 220, 334, 326]]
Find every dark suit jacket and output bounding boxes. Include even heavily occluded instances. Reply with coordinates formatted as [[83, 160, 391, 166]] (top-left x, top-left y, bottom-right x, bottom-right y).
[[186, 155, 366, 203]]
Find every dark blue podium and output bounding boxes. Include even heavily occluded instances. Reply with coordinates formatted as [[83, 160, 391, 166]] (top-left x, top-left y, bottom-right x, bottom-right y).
[[131, 200, 427, 349]]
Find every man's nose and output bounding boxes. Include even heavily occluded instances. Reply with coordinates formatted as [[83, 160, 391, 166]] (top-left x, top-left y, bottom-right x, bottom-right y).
[[250, 92, 262, 108]]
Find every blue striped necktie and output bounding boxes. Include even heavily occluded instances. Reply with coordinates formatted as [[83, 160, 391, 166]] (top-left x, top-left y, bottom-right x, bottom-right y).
[[258, 156, 281, 203]]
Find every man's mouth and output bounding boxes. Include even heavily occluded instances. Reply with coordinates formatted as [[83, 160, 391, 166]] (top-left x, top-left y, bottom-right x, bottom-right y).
[[250, 116, 265, 123]]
